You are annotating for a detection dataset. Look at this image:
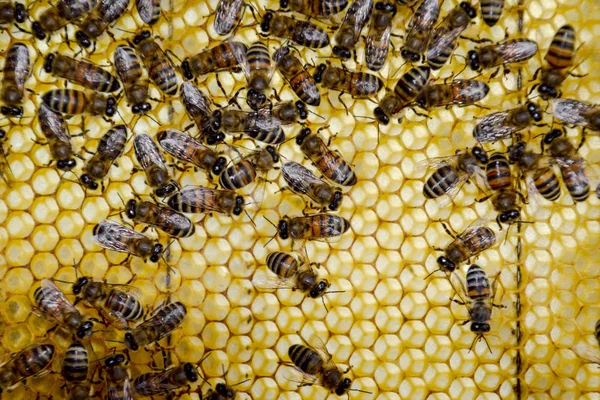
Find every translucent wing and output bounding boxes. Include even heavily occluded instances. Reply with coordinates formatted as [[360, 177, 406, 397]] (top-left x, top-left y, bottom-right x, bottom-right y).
[[10, 43, 31, 94], [231, 37, 251, 79], [38, 104, 71, 144], [417, 153, 463, 170], [406, 0, 439, 38], [473, 111, 513, 142], [36, 279, 80, 324], [495, 40, 538, 64], [93, 220, 147, 253], [136, 0, 160, 25], [281, 161, 327, 196], [158, 129, 208, 165], [427, 24, 463, 62], [365, 20, 391, 70], [133, 133, 168, 171], [350, 0, 374, 39], [552, 98, 595, 127], [214, 0, 244, 35], [107, 375, 134, 400], [254, 108, 282, 131]]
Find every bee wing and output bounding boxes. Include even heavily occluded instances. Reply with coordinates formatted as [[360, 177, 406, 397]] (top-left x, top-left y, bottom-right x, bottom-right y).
[[552, 156, 586, 169], [133, 133, 168, 171], [406, 0, 439, 38], [214, 0, 244, 35], [285, 366, 319, 387], [349, 0, 374, 39], [458, 221, 496, 251], [101, 310, 129, 330], [417, 153, 462, 170], [552, 98, 594, 127], [365, 21, 391, 66], [573, 341, 600, 364], [495, 40, 538, 64], [36, 279, 79, 322], [107, 374, 134, 400], [433, 170, 472, 208], [38, 104, 70, 144], [94, 220, 147, 253], [281, 161, 325, 196], [252, 275, 297, 291], [254, 108, 283, 131], [158, 130, 207, 165], [231, 37, 251, 79], [10, 44, 31, 93], [427, 24, 462, 61], [473, 111, 514, 143], [133, 369, 183, 394]]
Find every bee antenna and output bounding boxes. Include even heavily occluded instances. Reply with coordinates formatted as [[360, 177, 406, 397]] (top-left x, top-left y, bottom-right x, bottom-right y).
[[244, 210, 256, 227], [325, 290, 344, 294], [104, 339, 125, 344], [321, 296, 328, 312], [53, 278, 74, 284], [115, 27, 137, 34], [307, 108, 325, 120], [232, 378, 251, 387], [350, 388, 373, 394]]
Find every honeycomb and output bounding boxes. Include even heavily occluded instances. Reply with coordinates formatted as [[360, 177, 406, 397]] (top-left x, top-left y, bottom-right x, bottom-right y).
[[1, 0, 600, 398]]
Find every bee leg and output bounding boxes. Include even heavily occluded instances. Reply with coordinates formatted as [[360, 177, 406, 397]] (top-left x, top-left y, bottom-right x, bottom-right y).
[[459, 35, 493, 44], [337, 93, 350, 116], [577, 128, 587, 151], [438, 221, 458, 239], [216, 74, 229, 99]]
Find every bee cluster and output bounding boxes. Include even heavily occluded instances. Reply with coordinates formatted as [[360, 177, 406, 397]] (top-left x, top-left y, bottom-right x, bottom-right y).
[[0, 0, 599, 398]]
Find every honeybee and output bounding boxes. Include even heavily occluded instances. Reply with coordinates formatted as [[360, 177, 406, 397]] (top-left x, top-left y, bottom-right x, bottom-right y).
[[426, 2, 477, 70], [374, 65, 431, 125], [296, 128, 357, 186], [81, 125, 127, 190], [482, 152, 523, 225], [452, 264, 504, 351], [473, 101, 543, 143], [400, 0, 440, 62], [132, 363, 198, 396], [234, 40, 276, 110], [436, 221, 496, 273], [32, 0, 99, 39], [125, 199, 195, 238], [75, 0, 130, 48], [103, 354, 133, 400], [261, 13, 330, 49], [508, 141, 561, 202], [260, 251, 333, 300], [133, 31, 179, 96], [124, 302, 187, 351], [38, 104, 77, 171], [33, 279, 94, 338], [287, 337, 355, 395], [219, 146, 279, 190], [166, 185, 245, 216], [133, 133, 178, 197], [332, 0, 373, 59], [0, 344, 55, 393], [135, 0, 160, 25], [180, 81, 225, 144], [281, 0, 348, 18], [416, 80, 489, 110], [480, 0, 504, 27], [72, 277, 144, 330], [93, 219, 164, 262], [42, 88, 117, 117], [114, 45, 151, 115], [158, 128, 227, 176], [552, 98, 600, 132], [364, 1, 396, 71], [546, 131, 590, 202], [533, 25, 578, 99], [203, 382, 240, 400], [466, 39, 538, 75], [422, 146, 488, 201], [0, 2, 27, 27], [62, 340, 90, 400], [44, 54, 121, 93], [281, 161, 343, 211], [213, 108, 286, 144], [181, 41, 248, 80], [313, 64, 383, 100], [276, 214, 351, 241], [274, 46, 320, 106], [214, 0, 245, 36], [1, 42, 31, 117]]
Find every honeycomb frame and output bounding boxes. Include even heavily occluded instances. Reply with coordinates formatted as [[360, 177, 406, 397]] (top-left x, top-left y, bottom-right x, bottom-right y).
[[0, 0, 600, 399]]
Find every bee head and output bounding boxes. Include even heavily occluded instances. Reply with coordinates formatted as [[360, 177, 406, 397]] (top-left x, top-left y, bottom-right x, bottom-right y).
[[374, 107, 389, 125], [280, 0, 289, 7], [471, 322, 490, 333], [313, 64, 327, 83], [246, 88, 267, 110], [181, 60, 193, 80], [184, 363, 199, 382], [526, 101, 542, 121], [233, 196, 245, 216], [132, 102, 152, 114], [278, 218, 289, 240], [125, 199, 138, 219], [436, 256, 456, 272], [212, 156, 228, 175], [309, 279, 330, 298], [261, 12, 273, 32], [57, 158, 77, 171], [216, 383, 235, 397], [72, 277, 88, 295], [295, 127, 312, 145], [133, 30, 151, 45], [400, 49, 420, 62], [329, 190, 343, 211], [507, 142, 526, 164], [150, 244, 164, 263], [206, 132, 225, 145], [43, 53, 55, 73], [1, 105, 23, 117], [472, 146, 489, 164], [460, 2, 477, 18], [76, 320, 94, 338], [124, 332, 138, 351], [155, 182, 178, 197], [31, 22, 46, 40], [543, 128, 563, 145], [537, 83, 557, 99], [105, 354, 126, 367], [499, 210, 520, 224], [335, 378, 352, 395], [80, 174, 99, 190], [15, 3, 27, 23], [105, 97, 117, 117], [266, 146, 279, 163], [295, 101, 308, 120], [467, 50, 480, 71], [75, 31, 91, 48], [332, 46, 351, 60]]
